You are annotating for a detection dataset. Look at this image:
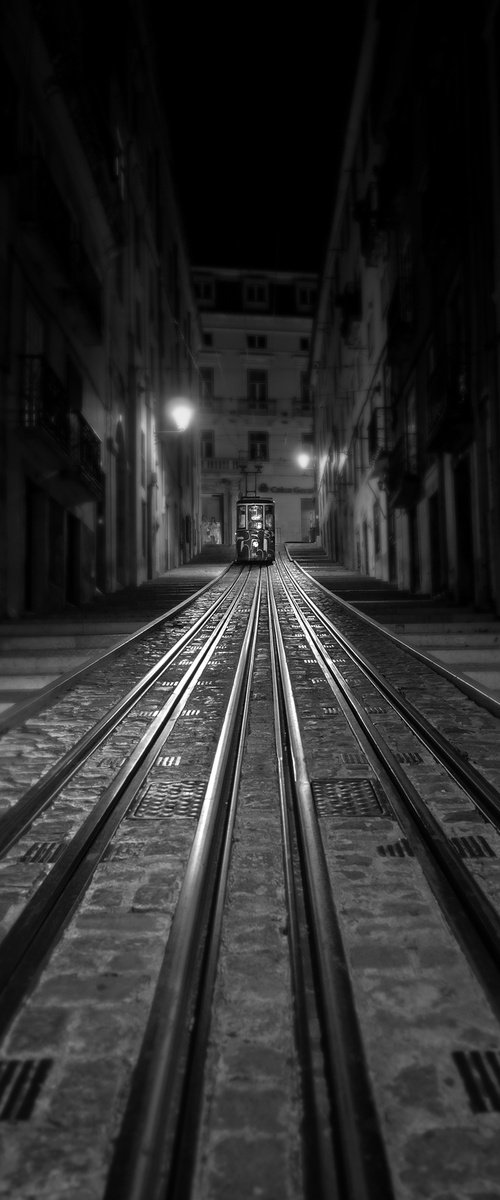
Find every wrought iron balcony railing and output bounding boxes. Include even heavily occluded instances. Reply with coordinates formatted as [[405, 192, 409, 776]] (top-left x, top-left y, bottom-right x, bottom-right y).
[[20, 355, 103, 498], [21, 354, 71, 453]]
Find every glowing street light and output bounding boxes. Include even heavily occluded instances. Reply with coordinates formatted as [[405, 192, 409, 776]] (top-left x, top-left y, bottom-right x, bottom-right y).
[[170, 400, 194, 431], [297, 451, 311, 470]]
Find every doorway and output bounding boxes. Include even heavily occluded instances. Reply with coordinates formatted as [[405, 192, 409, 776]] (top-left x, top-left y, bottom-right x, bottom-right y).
[[202, 495, 223, 544]]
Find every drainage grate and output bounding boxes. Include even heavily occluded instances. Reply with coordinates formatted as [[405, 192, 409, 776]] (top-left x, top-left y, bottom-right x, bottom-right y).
[[311, 778, 389, 817], [395, 751, 423, 765], [449, 835, 496, 860], [453, 1049, 500, 1112], [322, 706, 339, 715], [377, 839, 414, 858], [0, 1059, 52, 1120], [182, 709, 201, 717], [158, 680, 178, 689], [20, 842, 65, 864], [128, 781, 206, 819], [340, 752, 367, 765]]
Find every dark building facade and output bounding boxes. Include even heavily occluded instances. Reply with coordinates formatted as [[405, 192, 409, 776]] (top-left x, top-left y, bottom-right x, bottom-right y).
[[0, 0, 201, 618], [311, 0, 500, 613]]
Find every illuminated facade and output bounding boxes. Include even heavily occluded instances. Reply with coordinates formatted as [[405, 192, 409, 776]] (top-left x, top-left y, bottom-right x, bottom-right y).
[[194, 267, 317, 548]]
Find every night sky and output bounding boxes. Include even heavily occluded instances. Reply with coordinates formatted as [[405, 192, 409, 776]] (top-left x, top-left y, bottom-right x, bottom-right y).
[[150, 3, 367, 273]]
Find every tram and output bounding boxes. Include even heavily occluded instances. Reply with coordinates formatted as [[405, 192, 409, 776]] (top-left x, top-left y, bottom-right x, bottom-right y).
[[235, 497, 275, 562]]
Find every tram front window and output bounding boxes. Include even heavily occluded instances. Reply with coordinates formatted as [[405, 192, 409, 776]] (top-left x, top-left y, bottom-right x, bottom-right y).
[[248, 504, 263, 530]]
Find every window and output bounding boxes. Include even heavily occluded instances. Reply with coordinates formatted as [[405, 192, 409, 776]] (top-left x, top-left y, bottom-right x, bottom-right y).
[[249, 431, 268, 461], [300, 336, 310, 352], [247, 369, 268, 408], [203, 332, 213, 347], [244, 279, 268, 308], [194, 276, 214, 305], [200, 367, 214, 402], [247, 334, 267, 351], [201, 430, 215, 459], [296, 283, 317, 311]]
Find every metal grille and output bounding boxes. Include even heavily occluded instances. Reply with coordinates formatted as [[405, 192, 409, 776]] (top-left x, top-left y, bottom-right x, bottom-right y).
[[128, 781, 206, 819], [395, 751, 423, 765], [20, 842, 65, 864], [0, 1059, 52, 1120], [377, 839, 414, 858], [450, 835, 496, 859], [312, 778, 389, 817], [453, 1050, 500, 1112], [340, 752, 367, 765]]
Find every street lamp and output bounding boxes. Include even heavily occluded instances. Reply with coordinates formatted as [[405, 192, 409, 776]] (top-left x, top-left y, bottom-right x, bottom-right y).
[[297, 451, 311, 470]]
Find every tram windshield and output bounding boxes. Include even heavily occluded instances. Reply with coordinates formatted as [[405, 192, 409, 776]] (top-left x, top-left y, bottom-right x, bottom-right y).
[[247, 504, 263, 530]]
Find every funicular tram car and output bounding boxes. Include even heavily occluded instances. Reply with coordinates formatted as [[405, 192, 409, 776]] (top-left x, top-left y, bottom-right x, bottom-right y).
[[235, 498, 275, 562]]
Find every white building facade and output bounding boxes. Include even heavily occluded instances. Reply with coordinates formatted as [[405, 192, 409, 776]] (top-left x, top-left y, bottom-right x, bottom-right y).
[[194, 268, 317, 550]]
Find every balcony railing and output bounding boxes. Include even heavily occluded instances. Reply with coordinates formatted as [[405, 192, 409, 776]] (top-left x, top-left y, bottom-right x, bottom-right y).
[[20, 355, 103, 498], [70, 411, 105, 498], [201, 457, 240, 473], [21, 355, 71, 453]]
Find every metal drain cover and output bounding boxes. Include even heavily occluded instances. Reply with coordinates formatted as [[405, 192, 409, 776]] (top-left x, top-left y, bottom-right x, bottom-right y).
[[128, 780, 206, 819], [311, 778, 389, 817]]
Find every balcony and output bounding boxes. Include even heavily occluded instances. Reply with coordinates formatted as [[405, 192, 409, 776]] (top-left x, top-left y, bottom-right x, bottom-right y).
[[201, 458, 240, 474], [19, 157, 73, 284], [69, 412, 105, 500], [386, 430, 420, 509], [426, 364, 473, 453], [336, 284, 362, 348], [19, 356, 103, 500]]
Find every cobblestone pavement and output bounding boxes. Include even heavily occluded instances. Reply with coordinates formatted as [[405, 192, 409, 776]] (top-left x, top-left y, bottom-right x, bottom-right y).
[[0, 551, 499, 1198]]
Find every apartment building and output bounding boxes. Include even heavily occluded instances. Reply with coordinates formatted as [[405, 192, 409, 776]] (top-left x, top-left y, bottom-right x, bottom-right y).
[[311, 0, 500, 612], [0, 0, 201, 617], [194, 268, 317, 548]]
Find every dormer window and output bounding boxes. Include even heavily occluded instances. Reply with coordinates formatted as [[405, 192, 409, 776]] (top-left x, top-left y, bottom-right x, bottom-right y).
[[194, 276, 215, 306], [296, 283, 317, 312], [244, 279, 268, 309]]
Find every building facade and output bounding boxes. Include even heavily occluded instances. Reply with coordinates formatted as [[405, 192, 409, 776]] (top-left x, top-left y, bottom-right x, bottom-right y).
[[194, 268, 317, 549], [311, 0, 500, 613], [0, 0, 201, 618]]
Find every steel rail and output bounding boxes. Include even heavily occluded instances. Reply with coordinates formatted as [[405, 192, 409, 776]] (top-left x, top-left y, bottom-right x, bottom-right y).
[[0, 562, 237, 734], [273, 566, 500, 1020], [284, 544, 500, 720], [103, 573, 263, 1200], [0, 572, 258, 1039], [268, 581, 340, 1199], [0, 568, 248, 859], [279, 556, 500, 828], [267, 579, 396, 1200]]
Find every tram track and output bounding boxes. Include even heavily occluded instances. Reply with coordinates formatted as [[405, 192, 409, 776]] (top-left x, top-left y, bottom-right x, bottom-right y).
[[1, 558, 500, 1196], [273, 557, 500, 1002]]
